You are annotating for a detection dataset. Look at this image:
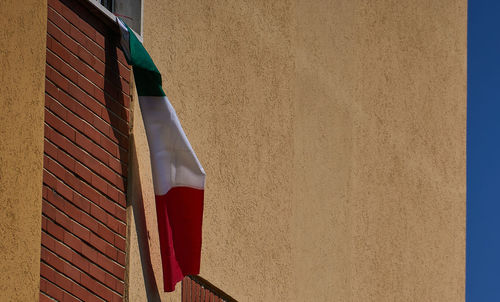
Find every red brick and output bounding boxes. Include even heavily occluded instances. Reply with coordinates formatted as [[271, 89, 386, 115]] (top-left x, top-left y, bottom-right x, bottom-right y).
[[80, 184, 101, 204], [91, 174, 108, 194], [46, 157, 66, 181], [55, 179, 73, 202], [54, 272, 73, 293], [47, 51, 79, 83], [82, 154, 102, 174], [48, 36, 72, 64], [55, 209, 71, 230], [45, 79, 60, 99], [63, 291, 81, 302], [75, 133, 108, 164], [44, 126, 65, 152], [46, 219, 64, 240], [90, 233, 113, 257], [81, 274, 116, 302], [98, 111, 128, 137], [98, 195, 116, 216], [104, 273, 118, 291], [72, 223, 91, 242], [88, 263, 106, 282], [45, 109, 76, 141], [70, 283, 91, 302], [105, 184, 119, 202], [42, 201, 57, 221], [94, 59, 106, 76], [106, 216, 125, 236], [45, 190, 63, 212], [100, 166, 125, 191], [42, 186, 49, 200], [72, 252, 91, 272], [115, 205, 126, 222], [40, 263, 55, 281], [100, 136, 119, 157], [117, 190, 127, 207], [50, 91, 124, 153], [77, 74, 95, 97], [42, 247, 64, 273], [42, 4, 131, 300], [47, 21, 77, 55], [41, 231, 55, 250], [43, 170, 58, 189], [82, 123, 101, 144], [45, 259, 93, 301], [56, 149, 76, 171], [63, 262, 82, 283], [116, 280, 125, 295], [72, 194, 91, 213], [63, 232, 82, 253], [182, 278, 189, 301], [114, 235, 126, 252], [54, 240, 73, 262], [108, 158, 126, 176], [74, 162, 92, 183], [50, 5, 106, 65], [116, 50, 129, 66], [59, 2, 84, 28], [94, 31, 105, 48], [47, 0, 63, 13], [65, 111, 86, 132], [63, 174, 83, 198], [79, 211, 99, 231], [97, 223, 114, 245], [118, 62, 131, 83], [45, 95, 67, 121], [112, 262, 126, 281], [78, 19, 98, 43], [90, 203, 107, 223], [42, 232, 60, 256], [96, 253, 124, 280], [69, 26, 86, 47], [41, 278, 64, 301], [118, 222, 127, 238], [39, 292, 53, 302], [48, 8, 71, 34], [67, 204, 83, 223]]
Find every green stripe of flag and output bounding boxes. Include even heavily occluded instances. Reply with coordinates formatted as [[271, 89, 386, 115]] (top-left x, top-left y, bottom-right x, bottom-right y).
[[122, 21, 165, 97]]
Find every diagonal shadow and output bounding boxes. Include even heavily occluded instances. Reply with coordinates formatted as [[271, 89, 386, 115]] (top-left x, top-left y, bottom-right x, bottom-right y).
[[104, 33, 161, 301], [126, 135, 161, 301]]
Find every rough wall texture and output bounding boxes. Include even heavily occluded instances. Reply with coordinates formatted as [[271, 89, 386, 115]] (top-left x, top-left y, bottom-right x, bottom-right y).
[[0, 1, 47, 301], [128, 0, 466, 301], [292, 1, 466, 301]]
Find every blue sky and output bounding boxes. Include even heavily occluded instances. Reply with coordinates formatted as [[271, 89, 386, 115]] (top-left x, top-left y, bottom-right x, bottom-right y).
[[467, 0, 500, 300]]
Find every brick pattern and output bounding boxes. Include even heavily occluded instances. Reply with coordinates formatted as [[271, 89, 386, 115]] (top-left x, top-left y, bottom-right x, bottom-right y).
[[182, 276, 237, 302], [40, 0, 130, 300]]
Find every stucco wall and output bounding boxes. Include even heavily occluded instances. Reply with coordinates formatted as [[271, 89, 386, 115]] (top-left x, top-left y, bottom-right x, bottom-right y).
[[128, 0, 466, 301], [0, 0, 47, 301]]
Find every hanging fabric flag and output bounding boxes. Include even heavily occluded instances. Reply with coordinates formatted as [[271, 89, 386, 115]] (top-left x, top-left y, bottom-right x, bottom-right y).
[[117, 19, 206, 292]]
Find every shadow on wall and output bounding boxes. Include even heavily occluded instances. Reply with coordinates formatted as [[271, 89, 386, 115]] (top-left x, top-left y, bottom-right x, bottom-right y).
[[126, 135, 161, 301], [104, 35, 161, 300]]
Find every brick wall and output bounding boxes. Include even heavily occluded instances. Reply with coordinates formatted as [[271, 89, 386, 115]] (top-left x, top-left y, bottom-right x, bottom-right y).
[[40, 0, 131, 301]]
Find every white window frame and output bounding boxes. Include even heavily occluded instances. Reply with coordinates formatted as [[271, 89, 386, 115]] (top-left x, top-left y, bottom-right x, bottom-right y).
[[86, 0, 143, 42]]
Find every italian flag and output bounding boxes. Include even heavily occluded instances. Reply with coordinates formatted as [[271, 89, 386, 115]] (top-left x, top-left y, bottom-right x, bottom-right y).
[[117, 19, 205, 292]]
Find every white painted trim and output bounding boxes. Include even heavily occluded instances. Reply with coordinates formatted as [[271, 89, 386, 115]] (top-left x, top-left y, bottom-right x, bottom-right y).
[[84, 0, 143, 42], [139, 0, 144, 37], [86, 0, 117, 23]]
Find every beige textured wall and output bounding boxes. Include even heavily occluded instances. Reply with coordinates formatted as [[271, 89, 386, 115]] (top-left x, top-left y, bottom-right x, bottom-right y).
[[0, 0, 47, 301], [128, 0, 466, 301]]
